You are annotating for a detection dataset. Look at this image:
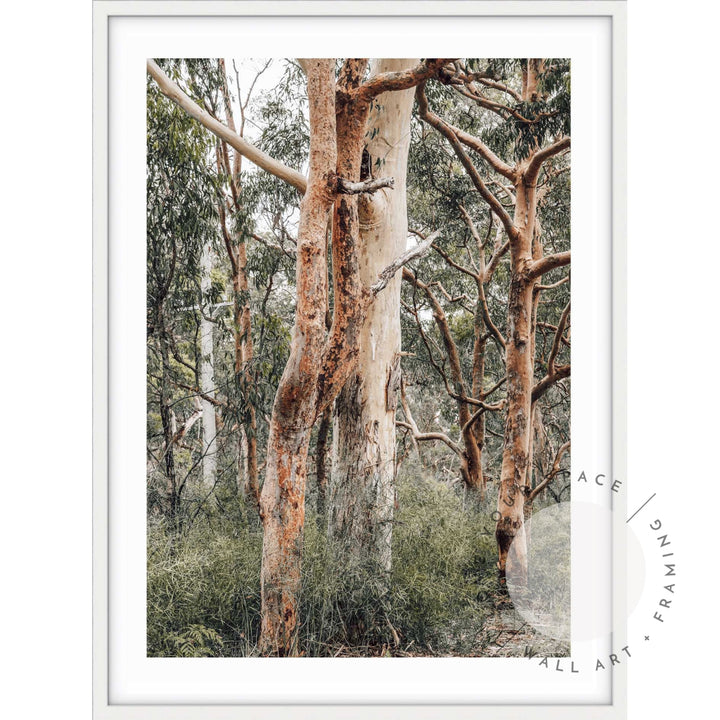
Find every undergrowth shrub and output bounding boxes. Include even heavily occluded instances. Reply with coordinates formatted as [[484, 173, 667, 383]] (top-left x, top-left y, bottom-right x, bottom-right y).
[[389, 472, 496, 653], [147, 467, 502, 656], [147, 518, 262, 656]]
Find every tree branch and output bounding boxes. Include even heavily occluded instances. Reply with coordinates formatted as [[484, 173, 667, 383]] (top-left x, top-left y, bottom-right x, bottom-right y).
[[371, 231, 439, 295], [443, 118, 516, 180], [454, 207, 507, 348], [460, 399, 506, 435], [432, 243, 480, 282], [356, 58, 457, 101], [399, 381, 464, 457], [337, 176, 394, 195], [547, 301, 570, 375], [527, 250, 571, 280], [474, 76, 523, 102], [532, 365, 570, 403], [147, 59, 307, 193], [170, 378, 226, 408], [527, 441, 570, 504], [526, 136, 571, 183], [416, 84, 518, 242], [535, 274, 569, 292], [531, 301, 571, 403]]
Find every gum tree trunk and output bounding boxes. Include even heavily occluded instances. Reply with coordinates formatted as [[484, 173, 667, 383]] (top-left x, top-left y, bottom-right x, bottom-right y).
[[216, 60, 260, 512], [495, 238, 534, 584], [258, 59, 337, 656], [328, 59, 418, 576], [495, 59, 569, 585]]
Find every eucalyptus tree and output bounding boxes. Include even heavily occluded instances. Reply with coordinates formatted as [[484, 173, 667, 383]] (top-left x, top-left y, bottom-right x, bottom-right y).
[[327, 58, 420, 583], [213, 58, 267, 510], [415, 59, 571, 582], [146, 61, 221, 527], [401, 120, 512, 495], [148, 57, 454, 655]]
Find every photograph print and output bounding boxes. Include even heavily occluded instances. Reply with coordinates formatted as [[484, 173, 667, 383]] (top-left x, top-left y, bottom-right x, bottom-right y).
[[145, 57, 571, 659]]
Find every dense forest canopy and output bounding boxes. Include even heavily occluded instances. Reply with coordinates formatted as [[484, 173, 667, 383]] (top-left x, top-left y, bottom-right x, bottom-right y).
[[146, 57, 570, 657]]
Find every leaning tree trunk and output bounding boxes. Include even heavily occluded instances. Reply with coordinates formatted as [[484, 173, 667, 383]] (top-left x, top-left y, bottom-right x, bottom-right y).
[[328, 59, 418, 578]]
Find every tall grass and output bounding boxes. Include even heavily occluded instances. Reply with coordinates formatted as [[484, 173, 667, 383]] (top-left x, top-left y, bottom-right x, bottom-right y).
[[147, 468, 500, 657]]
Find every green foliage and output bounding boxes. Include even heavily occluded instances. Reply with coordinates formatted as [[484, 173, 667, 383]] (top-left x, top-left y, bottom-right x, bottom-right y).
[[390, 471, 495, 652], [162, 625, 225, 658], [147, 517, 262, 656]]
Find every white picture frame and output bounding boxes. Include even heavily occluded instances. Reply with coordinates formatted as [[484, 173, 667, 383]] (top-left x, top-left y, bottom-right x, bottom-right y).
[[93, 1, 627, 717]]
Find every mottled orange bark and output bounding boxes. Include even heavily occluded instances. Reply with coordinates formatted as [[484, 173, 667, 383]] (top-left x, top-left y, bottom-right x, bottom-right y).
[[328, 60, 419, 581], [258, 59, 337, 655], [149, 56, 458, 656]]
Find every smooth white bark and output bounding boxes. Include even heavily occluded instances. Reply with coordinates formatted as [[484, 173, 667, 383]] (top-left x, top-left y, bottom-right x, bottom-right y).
[[200, 242, 217, 487], [329, 59, 419, 573]]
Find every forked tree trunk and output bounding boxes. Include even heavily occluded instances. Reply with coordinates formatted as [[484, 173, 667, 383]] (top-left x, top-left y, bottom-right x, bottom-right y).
[[411, 64, 569, 584], [148, 56, 454, 656], [258, 59, 337, 656], [328, 59, 418, 576]]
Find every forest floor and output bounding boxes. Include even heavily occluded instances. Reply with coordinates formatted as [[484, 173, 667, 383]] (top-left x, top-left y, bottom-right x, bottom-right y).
[[476, 602, 569, 659], [326, 595, 570, 659]]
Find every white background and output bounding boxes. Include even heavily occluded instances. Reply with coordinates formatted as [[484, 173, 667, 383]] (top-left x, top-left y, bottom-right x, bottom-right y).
[[0, 0, 717, 718]]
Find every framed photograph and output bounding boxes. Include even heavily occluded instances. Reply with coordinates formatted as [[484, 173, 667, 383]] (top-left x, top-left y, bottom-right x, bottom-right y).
[[93, 1, 627, 717]]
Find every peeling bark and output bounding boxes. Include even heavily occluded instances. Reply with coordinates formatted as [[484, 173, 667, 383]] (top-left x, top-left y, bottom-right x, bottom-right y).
[[148, 57, 457, 656], [415, 67, 571, 584]]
